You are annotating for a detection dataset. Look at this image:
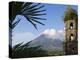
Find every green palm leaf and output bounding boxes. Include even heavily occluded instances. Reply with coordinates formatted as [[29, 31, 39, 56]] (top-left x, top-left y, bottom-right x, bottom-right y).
[[13, 42, 23, 50], [21, 2, 32, 8], [26, 5, 45, 12], [21, 3, 41, 12], [30, 19, 45, 25], [29, 10, 46, 13], [12, 19, 21, 29], [21, 2, 33, 12], [9, 1, 46, 29], [24, 15, 37, 29], [30, 17, 46, 20], [23, 13, 46, 16]]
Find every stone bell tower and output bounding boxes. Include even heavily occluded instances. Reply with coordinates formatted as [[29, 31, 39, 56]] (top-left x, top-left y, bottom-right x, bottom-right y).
[[64, 6, 78, 55]]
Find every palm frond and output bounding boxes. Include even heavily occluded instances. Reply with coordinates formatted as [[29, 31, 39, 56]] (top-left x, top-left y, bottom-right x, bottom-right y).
[[21, 2, 32, 8], [12, 19, 21, 29], [23, 10, 46, 15], [21, 3, 41, 13], [21, 2, 33, 12], [12, 42, 48, 58], [9, 20, 12, 29], [23, 15, 38, 29], [26, 5, 45, 12], [21, 41, 32, 47], [30, 10, 46, 13], [9, 2, 46, 29], [13, 42, 23, 50], [30, 19, 45, 25], [23, 13, 46, 16], [30, 17, 46, 20]]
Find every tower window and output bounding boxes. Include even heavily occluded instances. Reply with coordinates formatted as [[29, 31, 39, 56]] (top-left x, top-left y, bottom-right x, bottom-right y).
[[71, 34, 74, 41], [70, 23, 73, 29]]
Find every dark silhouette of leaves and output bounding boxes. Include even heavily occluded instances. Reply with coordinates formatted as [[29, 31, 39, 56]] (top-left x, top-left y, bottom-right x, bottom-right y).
[[9, 1, 46, 29], [12, 42, 48, 58]]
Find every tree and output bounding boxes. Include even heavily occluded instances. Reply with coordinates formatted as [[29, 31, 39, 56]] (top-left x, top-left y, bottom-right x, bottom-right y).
[[9, 2, 46, 30], [9, 1, 46, 57], [9, 1, 46, 47]]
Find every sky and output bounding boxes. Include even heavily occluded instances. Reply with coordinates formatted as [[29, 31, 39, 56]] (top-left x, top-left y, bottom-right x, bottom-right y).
[[12, 3, 78, 46]]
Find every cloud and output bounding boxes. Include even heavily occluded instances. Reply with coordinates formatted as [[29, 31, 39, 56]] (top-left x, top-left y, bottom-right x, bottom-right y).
[[43, 29, 56, 36], [12, 32, 35, 46], [12, 29, 64, 46], [43, 29, 64, 40]]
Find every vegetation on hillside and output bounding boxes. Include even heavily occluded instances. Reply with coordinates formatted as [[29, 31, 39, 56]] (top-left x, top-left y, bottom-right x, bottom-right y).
[[12, 41, 64, 58], [12, 42, 48, 58]]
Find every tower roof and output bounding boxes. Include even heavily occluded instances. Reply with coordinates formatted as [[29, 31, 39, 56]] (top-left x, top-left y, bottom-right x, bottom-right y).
[[64, 6, 78, 22]]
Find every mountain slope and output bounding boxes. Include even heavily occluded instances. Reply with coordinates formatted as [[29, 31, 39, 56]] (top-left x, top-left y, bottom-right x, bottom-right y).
[[28, 33, 64, 52]]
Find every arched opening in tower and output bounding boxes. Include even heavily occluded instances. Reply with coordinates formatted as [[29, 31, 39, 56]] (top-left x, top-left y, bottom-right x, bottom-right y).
[[70, 34, 74, 41], [70, 23, 73, 29]]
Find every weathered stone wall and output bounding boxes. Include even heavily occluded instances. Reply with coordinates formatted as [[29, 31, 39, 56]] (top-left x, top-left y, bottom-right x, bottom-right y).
[[64, 20, 78, 55]]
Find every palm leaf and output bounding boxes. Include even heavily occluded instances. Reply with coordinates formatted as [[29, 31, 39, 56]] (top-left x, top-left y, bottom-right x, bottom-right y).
[[23, 15, 38, 29], [9, 2, 46, 29], [9, 20, 12, 29], [22, 3, 41, 13], [23, 13, 46, 16], [23, 10, 46, 15], [21, 2, 32, 8], [30, 17, 46, 20], [30, 10, 46, 13], [21, 2, 33, 12], [30, 19, 45, 25], [12, 19, 21, 29], [13, 42, 23, 50], [26, 5, 44, 12], [21, 40, 32, 47]]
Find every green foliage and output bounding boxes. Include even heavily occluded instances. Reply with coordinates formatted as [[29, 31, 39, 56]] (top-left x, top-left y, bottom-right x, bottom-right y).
[[12, 41, 65, 58], [64, 6, 78, 21], [9, 1, 46, 29], [9, 2, 47, 58], [12, 42, 48, 58]]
